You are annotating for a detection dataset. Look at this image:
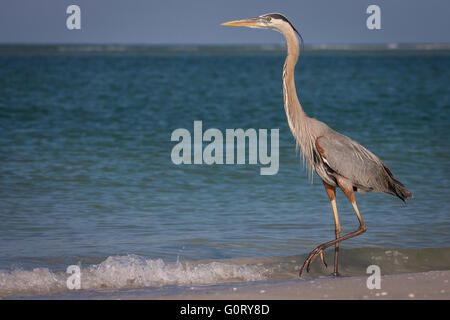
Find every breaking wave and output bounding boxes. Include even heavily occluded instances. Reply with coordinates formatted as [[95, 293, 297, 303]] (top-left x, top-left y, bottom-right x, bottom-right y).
[[1, 247, 449, 297], [0, 255, 266, 297]]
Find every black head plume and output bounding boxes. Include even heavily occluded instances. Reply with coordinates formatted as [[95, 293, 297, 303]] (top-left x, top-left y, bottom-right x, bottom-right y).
[[262, 13, 304, 53]]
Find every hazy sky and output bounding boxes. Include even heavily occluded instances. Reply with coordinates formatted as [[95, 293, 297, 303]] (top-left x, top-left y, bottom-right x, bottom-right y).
[[0, 0, 449, 44]]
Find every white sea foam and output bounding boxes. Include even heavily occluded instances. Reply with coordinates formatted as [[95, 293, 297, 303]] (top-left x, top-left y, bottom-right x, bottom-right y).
[[2, 248, 448, 297], [0, 254, 267, 296]]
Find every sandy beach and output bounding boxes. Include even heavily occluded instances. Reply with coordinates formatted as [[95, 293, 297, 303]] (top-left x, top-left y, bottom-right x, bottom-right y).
[[152, 270, 450, 300]]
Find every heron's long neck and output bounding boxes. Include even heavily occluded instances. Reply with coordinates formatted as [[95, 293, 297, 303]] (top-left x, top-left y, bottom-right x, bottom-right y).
[[281, 27, 315, 172], [282, 28, 308, 137]]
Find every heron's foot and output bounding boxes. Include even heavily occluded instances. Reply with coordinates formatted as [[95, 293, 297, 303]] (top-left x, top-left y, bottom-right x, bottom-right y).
[[331, 271, 341, 277], [299, 246, 327, 277]]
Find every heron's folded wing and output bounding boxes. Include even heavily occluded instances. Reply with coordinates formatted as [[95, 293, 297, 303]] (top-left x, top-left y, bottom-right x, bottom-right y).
[[316, 134, 390, 190]]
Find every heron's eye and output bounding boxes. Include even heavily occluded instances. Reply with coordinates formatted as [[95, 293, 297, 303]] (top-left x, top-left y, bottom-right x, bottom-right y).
[[266, 17, 272, 22]]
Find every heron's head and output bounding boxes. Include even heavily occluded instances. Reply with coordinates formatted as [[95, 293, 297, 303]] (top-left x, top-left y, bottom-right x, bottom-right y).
[[221, 13, 300, 37]]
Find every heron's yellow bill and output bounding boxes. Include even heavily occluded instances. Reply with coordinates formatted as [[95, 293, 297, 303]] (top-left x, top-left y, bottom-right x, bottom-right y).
[[221, 18, 259, 27]]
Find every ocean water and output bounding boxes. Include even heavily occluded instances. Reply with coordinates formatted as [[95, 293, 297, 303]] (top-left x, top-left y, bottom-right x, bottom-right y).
[[0, 46, 449, 298]]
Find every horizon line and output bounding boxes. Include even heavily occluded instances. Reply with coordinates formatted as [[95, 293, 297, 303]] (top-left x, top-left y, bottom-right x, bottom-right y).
[[0, 43, 450, 53]]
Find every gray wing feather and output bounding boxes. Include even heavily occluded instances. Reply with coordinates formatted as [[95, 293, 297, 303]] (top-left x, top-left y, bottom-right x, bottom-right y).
[[316, 133, 391, 192]]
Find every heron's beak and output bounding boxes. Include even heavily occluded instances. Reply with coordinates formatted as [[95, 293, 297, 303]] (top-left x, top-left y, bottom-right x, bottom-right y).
[[221, 17, 261, 28]]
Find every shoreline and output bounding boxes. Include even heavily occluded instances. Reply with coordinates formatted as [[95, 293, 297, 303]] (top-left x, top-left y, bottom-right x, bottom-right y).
[[4, 269, 449, 299], [149, 270, 450, 300]]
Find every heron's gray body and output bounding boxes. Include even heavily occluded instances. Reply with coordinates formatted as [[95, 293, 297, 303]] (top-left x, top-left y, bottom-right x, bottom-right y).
[[279, 15, 412, 202], [291, 116, 410, 200]]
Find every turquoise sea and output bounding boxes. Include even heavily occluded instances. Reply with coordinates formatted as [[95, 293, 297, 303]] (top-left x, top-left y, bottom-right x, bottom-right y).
[[0, 46, 449, 297]]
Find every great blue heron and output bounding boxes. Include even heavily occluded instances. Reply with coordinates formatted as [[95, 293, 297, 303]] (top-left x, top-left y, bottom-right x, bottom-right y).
[[222, 13, 413, 277]]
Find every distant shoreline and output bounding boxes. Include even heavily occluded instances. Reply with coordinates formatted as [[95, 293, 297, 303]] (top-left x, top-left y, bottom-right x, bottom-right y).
[[0, 43, 450, 54]]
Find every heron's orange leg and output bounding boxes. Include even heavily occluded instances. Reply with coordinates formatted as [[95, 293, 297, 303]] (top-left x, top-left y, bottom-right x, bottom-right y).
[[323, 181, 341, 276], [299, 179, 366, 277]]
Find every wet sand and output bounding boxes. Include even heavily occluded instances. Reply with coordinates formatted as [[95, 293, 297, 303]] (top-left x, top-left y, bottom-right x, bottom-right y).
[[152, 270, 450, 300]]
